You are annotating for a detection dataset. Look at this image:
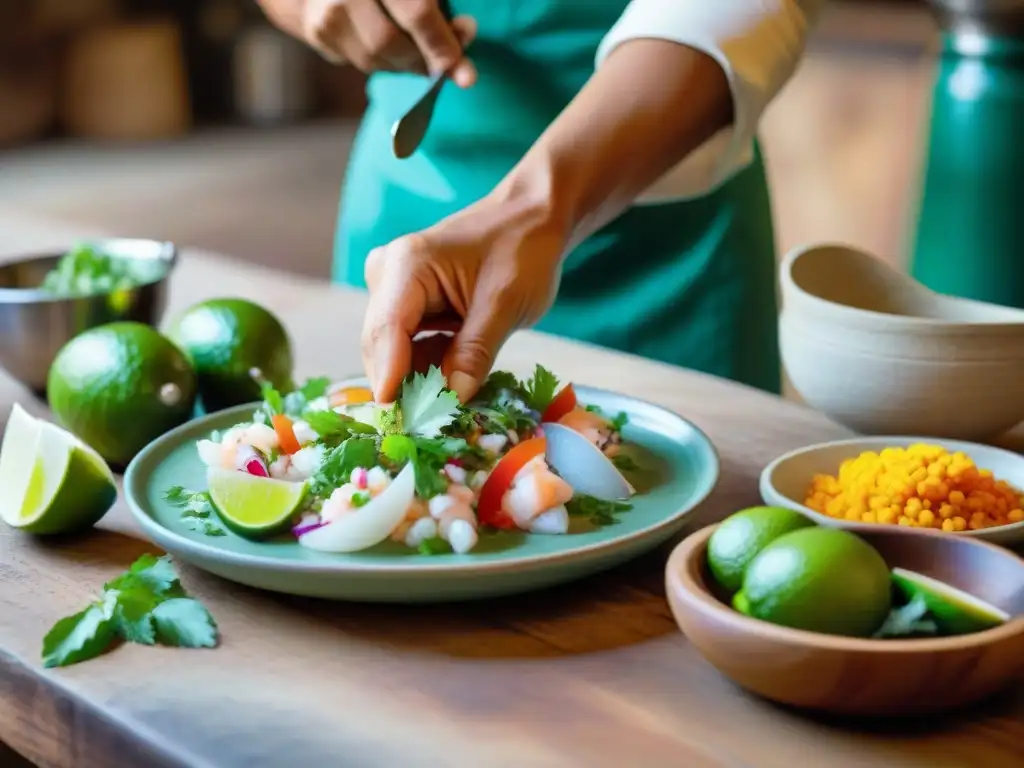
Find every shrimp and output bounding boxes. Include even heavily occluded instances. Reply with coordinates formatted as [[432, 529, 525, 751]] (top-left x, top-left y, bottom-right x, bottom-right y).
[[502, 456, 574, 532], [390, 498, 431, 545], [269, 444, 324, 481], [558, 407, 621, 457], [428, 490, 479, 554], [197, 423, 281, 470]]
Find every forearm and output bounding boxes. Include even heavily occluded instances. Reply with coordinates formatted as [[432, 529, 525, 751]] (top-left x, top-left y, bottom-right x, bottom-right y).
[[493, 0, 822, 249], [496, 40, 734, 248]]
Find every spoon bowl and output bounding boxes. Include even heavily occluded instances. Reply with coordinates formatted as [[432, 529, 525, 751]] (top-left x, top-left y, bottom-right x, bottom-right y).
[[780, 243, 1024, 441]]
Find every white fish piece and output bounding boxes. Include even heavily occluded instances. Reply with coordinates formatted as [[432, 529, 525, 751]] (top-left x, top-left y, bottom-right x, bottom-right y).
[[543, 423, 634, 500]]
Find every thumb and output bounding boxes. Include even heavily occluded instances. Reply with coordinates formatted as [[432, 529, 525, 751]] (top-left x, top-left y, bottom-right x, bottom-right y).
[[442, 300, 514, 403]]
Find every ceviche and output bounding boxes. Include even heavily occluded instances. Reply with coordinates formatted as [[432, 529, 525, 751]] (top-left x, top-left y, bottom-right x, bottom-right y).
[[166, 366, 641, 556]]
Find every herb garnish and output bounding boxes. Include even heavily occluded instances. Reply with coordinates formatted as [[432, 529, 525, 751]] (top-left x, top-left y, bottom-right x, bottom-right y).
[[522, 365, 560, 413], [565, 494, 633, 527], [42, 554, 219, 668], [40, 242, 164, 297], [163, 486, 226, 537], [418, 536, 453, 555], [309, 437, 379, 497]]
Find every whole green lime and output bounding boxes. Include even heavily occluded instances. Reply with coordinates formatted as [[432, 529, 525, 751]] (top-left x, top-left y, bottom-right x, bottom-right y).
[[47, 322, 197, 467], [167, 298, 293, 412], [733, 527, 893, 638], [707, 506, 815, 593]]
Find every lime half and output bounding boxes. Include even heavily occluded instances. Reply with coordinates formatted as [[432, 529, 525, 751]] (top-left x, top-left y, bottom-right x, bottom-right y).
[[207, 468, 307, 539], [0, 404, 117, 534], [891, 568, 1009, 636]]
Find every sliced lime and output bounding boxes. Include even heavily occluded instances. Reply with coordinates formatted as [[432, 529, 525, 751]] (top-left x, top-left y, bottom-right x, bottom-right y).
[[0, 404, 117, 534], [207, 468, 307, 539], [891, 568, 1009, 636]]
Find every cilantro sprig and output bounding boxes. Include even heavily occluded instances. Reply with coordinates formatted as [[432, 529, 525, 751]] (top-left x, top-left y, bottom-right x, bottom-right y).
[[521, 365, 560, 413], [163, 486, 225, 537], [309, 437, 378, 497], [42, 554, 219, 668], [381, 366, 461, 438], [565, 494, 633, 527]]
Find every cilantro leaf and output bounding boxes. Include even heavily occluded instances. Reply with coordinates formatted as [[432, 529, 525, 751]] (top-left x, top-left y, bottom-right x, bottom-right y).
[[310, 437, 378, 496], [302, 409, 377, 442], [260, 381, 284, 416], [565, 494, 632, 527], [612, 454, 641, 472], [106, 553, 181, 596], [418, 536, 452, 555], [522, 365, 560, 413], [474, 371, 523, 403], [610, 411, 629, 432], [397, 366, 461, 438], [152, 598, 219, 648], [299, 376, 331, 401], [112, 586, 160, 645], [42, 600, 118, 669], [380, 434, 450, 499], [873, 594, 940, 639], [163, 488, 225, 537], [41, 555, 220, 667]]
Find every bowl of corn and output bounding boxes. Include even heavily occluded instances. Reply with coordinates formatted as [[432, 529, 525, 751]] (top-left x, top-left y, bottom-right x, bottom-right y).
[[760, 438, 1024, 546]]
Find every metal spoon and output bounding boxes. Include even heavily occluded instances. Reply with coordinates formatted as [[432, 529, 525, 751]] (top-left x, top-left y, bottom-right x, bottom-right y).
[[390, 71, 447, 159]]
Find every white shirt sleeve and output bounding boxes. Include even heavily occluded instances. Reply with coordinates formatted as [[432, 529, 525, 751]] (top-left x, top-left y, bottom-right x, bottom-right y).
[[595, 0, 826, 203]]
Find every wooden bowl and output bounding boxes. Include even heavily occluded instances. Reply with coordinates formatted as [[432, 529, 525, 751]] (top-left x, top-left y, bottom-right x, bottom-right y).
[[665, 524, 1024, 717]]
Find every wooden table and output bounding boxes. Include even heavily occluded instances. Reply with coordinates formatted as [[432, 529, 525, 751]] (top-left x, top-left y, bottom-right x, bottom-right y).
[[1, 220, 1022, 768]]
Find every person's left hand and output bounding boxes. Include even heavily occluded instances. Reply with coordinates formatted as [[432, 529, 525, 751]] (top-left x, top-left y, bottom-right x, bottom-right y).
[[361, 193, 569, 403]]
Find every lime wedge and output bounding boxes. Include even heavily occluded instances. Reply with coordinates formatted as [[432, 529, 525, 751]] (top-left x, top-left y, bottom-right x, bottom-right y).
[[207, 468, 307, 539], [0, 404, 117, 534], [891, 568, 1010, 636]]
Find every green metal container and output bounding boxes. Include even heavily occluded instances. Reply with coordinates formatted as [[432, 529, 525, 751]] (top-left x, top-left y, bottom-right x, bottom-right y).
[[911, 1, 1024, 308]]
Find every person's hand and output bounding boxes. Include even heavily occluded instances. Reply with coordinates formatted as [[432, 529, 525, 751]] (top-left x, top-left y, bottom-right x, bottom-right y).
[[362, 194, 569, 403], [302, 0, 477, 86]]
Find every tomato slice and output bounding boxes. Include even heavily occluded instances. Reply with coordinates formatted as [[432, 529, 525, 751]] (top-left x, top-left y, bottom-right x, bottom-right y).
[[329, 386, 374, 408], [272, 414, 302, 455], [541, 384, 577, 423], [476, 437, 547, 530]]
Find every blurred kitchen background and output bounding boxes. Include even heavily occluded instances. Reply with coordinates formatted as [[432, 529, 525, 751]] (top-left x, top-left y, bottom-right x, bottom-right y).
[[1, 0, 935, 278]]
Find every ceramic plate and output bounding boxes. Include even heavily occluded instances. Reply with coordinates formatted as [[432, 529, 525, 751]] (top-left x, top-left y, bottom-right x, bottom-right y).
[[124, 384, 720, 602], [760, 437, 1024, 547]]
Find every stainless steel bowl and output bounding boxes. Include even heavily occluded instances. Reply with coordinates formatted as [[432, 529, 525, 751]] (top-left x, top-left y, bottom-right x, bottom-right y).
[[0, 238, 178, 395], [927, 0, 1024, 39]]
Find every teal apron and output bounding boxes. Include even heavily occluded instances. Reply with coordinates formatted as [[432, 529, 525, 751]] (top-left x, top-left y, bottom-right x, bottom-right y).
[[334, 0, 781, 394]]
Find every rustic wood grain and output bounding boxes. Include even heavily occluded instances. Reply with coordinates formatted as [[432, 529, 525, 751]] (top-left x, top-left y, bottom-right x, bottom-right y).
[[1, 218, 1023, 768]]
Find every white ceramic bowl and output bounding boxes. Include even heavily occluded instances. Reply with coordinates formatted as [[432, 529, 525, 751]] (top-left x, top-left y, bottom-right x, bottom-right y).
[[780, 243, 1024, 441], [759, 437, 1024, 546]]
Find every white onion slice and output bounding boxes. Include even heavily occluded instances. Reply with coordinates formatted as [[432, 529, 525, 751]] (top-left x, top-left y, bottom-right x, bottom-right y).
[[543, 423, 634, 501], [299, 463, 415, 553]]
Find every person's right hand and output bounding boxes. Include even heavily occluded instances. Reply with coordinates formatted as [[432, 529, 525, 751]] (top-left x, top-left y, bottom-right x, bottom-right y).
[[302, 0, 477, 87]]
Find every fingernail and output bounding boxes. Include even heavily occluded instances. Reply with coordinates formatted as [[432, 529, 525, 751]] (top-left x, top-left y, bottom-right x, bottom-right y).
[[453, 61, 476, 89], [448, 371, 476, 403]]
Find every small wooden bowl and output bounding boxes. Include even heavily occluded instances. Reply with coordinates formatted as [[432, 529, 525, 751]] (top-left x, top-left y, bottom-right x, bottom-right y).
[[665, 524, 1024, 717]]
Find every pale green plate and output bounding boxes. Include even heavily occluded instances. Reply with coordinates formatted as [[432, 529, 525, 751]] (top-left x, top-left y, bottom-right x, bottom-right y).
[[124, 385, 719, 602]]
